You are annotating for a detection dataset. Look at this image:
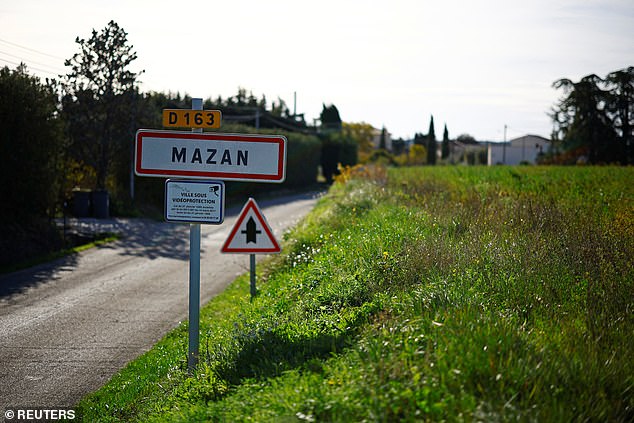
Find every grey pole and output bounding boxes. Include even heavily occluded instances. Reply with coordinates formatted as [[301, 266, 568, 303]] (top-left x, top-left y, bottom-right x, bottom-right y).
[[250, 253, 256, 299], [503, 124, 507, 165], [188, 97, 203, 373]]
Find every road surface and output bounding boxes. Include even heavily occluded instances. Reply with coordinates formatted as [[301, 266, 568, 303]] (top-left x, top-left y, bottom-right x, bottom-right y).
[[0, 192, 320, 410]]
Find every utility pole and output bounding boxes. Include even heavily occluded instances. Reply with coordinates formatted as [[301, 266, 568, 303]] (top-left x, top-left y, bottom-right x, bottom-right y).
[[503, 124, 507, 164]]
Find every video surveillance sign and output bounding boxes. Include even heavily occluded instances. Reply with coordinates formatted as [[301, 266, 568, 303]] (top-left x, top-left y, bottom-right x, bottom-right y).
[[165, 179, 225, 224]]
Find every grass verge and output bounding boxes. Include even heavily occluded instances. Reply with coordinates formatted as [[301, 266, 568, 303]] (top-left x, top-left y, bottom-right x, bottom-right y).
[[76, 166, 633, 422]]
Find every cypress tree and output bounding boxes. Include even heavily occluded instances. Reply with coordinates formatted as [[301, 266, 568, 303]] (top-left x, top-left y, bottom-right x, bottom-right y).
[[442, 124, 450, 160], [427, 115, 437, 165], [379, 126, 387, 150]]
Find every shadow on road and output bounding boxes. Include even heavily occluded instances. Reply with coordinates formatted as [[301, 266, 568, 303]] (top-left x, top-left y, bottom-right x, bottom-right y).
[[0, 190, 324, 299], [0, 219, 194, 300], [101, 219, 193, 261], [0, 253, 80, 298]]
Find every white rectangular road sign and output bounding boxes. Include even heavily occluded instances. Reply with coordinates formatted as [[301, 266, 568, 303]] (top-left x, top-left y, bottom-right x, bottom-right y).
[[135, 130, 287, 182], [165, 179, 225, 224]]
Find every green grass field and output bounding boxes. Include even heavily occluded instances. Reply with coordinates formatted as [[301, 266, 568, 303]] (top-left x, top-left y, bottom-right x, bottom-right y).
[[76, 166, 634, 422]]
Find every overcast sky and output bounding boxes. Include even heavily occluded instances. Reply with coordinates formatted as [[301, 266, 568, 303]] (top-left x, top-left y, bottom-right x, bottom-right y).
[[1, 0, 633, 141]]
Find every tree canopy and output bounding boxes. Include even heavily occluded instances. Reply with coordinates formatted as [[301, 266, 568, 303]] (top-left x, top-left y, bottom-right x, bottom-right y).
[[61, 20, 143, 190], [342, 122, 375, 161], [320, 104, 342, 132], [551, 67, 633, 164], [0, 65, 64, 222]]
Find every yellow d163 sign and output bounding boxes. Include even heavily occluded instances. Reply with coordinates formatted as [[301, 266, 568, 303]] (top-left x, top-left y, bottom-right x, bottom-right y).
[[162, 109, 222, 129]]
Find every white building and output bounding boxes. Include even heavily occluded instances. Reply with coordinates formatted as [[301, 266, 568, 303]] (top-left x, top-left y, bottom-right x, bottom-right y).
[[487, 135, 550, 165]]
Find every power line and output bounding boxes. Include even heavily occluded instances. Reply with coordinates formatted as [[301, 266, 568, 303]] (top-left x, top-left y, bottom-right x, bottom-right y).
[[0, 37, 65, 60], [0, 57, 60, 76], [0, 37, 67, 78], [0, 57, 20, 66], [0, 50, 65, 74]]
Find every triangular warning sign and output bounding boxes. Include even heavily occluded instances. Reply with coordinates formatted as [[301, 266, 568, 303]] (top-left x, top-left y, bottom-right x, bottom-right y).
[[221, 198, 281, 254]]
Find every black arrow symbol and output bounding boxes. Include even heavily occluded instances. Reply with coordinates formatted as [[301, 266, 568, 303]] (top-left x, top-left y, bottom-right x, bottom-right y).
[[241, 217, 261, 243]]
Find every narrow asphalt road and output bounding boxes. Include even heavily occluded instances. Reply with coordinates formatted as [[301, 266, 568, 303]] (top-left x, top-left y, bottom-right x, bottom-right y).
[[0, 192, 320, 410]]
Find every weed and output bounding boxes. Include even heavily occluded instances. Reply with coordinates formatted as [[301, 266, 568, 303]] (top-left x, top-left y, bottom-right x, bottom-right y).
[[76, 166, 634, 422]]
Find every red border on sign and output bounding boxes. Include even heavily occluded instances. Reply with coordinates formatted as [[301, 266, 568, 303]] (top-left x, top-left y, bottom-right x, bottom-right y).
[[221, 198, 281, 254], [135, 130, 286, 182]]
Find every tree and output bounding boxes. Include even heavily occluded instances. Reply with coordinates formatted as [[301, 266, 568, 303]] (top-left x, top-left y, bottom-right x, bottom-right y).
[[413, 132, 426, 146], [426, 115, 437, 165], [319, 104, 353, 183], [320, 103, 342, 132], [441, 124, 450, 160], [456, 133, 477, 144], [342, 122, 375, 162], [0, 65, 65, 222], [551, 73, 618, 164], [408, 144, 427, 165], [391, 138, 406, 156], [379, 126, 387, 150], [61, 20, 143, 191], [271, 97, 290, 117], [605, 67, 634, 164], [321, 132, 357, 184]]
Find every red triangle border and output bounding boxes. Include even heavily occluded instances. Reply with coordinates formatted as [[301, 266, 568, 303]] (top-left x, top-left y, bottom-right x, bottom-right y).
[[221, 198, 281, 254]]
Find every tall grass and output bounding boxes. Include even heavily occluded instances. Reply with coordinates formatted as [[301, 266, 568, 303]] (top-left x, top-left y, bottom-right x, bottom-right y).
[[76, 166, 633, 422]]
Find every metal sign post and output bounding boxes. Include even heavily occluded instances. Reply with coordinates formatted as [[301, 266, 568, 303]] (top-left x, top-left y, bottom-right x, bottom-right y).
[[133, 100, 287, 373], [221, 198, 282, 300], [188, 98, 203, 374], [250, 254, 256, 299]]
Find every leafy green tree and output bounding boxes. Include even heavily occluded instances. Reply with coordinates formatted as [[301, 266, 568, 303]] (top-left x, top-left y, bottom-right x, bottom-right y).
[[319, 104, 353, 183], [426, 115, 437, 165], [551, 74, 618, 163], [408, 144, 427, 165], [605, 67, 634, 164], [269, 97, 290, 118], [456, 133, 477, 144], [413, 132, 425, 146], [0, 65, 65, 221], [320, 131, 358, 184], [441, 123, 450, 160], [61, 20, 143, 192], [342, 122, 375, 162], [320, 103, 342, 132], [391, 138, 406, 156]]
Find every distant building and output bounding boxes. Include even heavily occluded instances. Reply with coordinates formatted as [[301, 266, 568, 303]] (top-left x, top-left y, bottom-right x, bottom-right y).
[[448, 138, 484, 164], [487, 135, 550, 165]]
